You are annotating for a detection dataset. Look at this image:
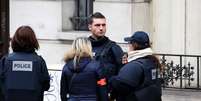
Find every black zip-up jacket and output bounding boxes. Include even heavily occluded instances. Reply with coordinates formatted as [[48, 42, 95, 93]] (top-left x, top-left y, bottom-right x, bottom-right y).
[[88, 36, 124, 78]]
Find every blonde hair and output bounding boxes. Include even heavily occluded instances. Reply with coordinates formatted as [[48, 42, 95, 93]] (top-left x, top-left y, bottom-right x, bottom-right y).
[[64, 37, 93, 67]]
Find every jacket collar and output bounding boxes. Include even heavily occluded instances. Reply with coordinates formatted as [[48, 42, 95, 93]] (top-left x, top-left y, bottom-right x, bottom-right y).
[[89, 36, 110, 47]]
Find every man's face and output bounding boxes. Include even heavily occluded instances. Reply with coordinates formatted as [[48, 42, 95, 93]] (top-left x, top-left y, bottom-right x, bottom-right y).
[[88, 18, 106, 38]]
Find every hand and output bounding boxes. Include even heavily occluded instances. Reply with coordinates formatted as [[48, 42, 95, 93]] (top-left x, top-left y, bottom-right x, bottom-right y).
[[122, 52, 128, 64]]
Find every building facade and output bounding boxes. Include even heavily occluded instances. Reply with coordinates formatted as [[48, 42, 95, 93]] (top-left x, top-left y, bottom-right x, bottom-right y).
[[2, 0, 201, 100]]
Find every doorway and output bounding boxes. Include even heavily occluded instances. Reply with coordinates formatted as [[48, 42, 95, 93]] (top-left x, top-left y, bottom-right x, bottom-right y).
[[0, 0, 9, 58]]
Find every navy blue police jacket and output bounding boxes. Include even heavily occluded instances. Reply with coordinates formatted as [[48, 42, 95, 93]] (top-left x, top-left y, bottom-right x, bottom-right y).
[[0, 52, 50, 101], [88, 36, 124, 78], [60, 58, 107, 101], [109, 56, 162, 101]]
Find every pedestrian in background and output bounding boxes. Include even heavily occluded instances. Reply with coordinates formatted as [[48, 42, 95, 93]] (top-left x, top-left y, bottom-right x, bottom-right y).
[[0, 26, 50, 101], [60, 37, 107, 101], [109, 31, 162, 101], [88, 12, 124, 100]]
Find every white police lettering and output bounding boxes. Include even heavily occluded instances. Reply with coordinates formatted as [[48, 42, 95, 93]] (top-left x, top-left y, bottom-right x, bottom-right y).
[[12, 61, 33, 71], [151, 69, 157, 80]]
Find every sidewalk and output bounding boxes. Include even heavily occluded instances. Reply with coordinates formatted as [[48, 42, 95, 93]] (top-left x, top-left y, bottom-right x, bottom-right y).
[[162, 88, 201, 101]]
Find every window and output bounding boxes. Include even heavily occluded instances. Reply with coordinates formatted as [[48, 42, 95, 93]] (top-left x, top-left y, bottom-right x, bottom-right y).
[[71, 0, 93, 31]]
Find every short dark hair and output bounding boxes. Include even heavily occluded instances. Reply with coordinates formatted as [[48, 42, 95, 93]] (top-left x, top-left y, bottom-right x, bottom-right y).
[[88, 12, 106, 24], [11, 26, 39, 53]]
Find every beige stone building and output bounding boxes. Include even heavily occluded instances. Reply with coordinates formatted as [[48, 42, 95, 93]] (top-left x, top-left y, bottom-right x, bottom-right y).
[[2, 0, 201, 100]]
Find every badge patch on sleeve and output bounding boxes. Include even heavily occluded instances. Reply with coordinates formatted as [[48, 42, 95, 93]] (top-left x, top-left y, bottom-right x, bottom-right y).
[[12, 61, 33, 71], [151, 69, 157, 80]]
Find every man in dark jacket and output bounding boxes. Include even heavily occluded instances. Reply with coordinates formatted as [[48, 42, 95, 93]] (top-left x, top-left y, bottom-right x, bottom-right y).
[[88, 12, 124, 100]]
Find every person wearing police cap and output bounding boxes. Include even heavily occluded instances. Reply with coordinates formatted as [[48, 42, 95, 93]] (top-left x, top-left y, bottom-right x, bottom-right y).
[[109, 31, 162, 101]]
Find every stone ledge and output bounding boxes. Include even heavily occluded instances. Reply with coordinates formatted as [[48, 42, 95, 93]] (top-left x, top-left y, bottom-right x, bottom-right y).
[[57, 31, 90, 40]]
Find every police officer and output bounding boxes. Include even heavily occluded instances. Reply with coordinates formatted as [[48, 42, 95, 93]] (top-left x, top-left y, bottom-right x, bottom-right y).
[[88, 12, 124, 79], [0, 26, 50, 101], [109, 31, 162, 101], [88, 12, 124, 100]]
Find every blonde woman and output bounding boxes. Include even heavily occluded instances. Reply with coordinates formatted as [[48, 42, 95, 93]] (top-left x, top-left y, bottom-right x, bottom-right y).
[[60, 37, 107, 101]]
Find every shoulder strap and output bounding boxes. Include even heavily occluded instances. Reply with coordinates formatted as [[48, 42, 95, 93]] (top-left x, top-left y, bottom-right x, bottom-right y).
[[68, 73, 77, 92], [100, 41, 114, 57]]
